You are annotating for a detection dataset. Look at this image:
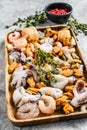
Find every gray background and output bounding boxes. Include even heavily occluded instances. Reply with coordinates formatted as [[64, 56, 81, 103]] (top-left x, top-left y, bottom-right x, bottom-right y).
[[0, 0, 87, 130]]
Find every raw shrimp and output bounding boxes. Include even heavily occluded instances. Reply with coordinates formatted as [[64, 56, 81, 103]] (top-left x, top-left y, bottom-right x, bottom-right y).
[[38, 95, 56, 114], [16, 102, 40, 119], [8, 31, 21, 44], [39, 87, 63, 99], [14, 37, 27, 50]]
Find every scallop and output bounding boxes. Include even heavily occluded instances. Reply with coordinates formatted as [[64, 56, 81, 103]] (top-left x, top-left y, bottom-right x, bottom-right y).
[[40, 43, 53, 53], [51, 74, 68, 89]]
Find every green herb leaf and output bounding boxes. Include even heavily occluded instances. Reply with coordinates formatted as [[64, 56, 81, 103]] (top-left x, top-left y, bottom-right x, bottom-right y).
[[5, 11, 47, 28], [5, 10, 87, 36], [67, 15, 87, 35]]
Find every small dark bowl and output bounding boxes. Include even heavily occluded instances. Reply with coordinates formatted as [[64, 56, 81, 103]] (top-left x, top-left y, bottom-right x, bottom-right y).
[[45, 2, 73, 24]]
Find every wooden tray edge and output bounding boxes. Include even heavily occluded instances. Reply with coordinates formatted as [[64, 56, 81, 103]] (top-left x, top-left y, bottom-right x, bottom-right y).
[[5, 25, 87, 126]]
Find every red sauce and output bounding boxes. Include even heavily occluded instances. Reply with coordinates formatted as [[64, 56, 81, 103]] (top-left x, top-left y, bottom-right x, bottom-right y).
[[49, 8, 68, 15]]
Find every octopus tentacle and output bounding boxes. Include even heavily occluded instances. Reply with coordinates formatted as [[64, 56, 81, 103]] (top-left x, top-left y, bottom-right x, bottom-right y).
[[71, 80, 87, 107]]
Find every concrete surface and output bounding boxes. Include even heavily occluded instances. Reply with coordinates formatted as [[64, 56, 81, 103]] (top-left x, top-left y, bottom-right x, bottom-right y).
[[0, 0, 87, 130]]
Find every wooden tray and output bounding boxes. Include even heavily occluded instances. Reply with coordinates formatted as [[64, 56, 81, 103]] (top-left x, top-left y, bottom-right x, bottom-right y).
[[5, 25, 87, 126]]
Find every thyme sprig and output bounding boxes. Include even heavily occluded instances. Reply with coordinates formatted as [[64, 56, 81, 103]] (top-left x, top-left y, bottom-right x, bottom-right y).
[[5, 10, 87, 36], [67, 15, 87, 35], [37, 68, 57, 85], [34, 48, 58, 85], [34, 48, 56, 67], [5, 11, 47, 28]]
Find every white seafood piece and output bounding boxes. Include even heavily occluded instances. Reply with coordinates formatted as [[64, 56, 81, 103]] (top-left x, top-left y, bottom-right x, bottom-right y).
[[27, 57, 33, 63], [51, 75, 68, 89], [13, 87, 41, 107], [40, 37, 53, 45], [13, 87, 28, 105], [31, 69, 40, 82], [16, 102, 40, 119], [18, 93, 41, 107], [71, 80, 87, 107], [80, 64, 84, 72], [81, 104, 87, 112], [29, 63, 40, 82], [20, 52, 27, 62], [68, 76, 75, 84], [39, 87, 63, 99], [11, 66, 32, 88], [9, 50, 33, 63], [20, 53, 33, 63], [71, 97, 79, 107], [9, 51, 20, 62], [40, 42, 53, 53], [53, 57, 70, 66]]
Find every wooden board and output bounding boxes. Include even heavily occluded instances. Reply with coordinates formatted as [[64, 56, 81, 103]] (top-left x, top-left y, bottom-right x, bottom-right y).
[[5, 25, 87, 126]]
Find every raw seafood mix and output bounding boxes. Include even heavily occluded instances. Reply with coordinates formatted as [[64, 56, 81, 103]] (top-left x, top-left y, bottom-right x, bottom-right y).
[[7, 26, 87, 120]]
